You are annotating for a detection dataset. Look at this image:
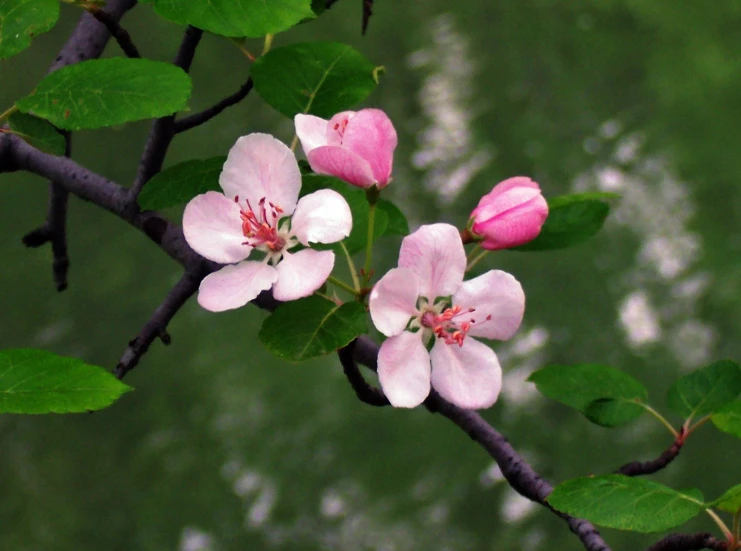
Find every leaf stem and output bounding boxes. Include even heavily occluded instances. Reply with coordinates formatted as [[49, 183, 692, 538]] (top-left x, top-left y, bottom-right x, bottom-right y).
[[262, 34, 274, 55], [327, 275, 357, 296], [636, 402, 679, 438], [340, 241, 361, 292], [290, 134, 299, 152], [685, 414, 712, 438], [706, 508, 734, 541], [0, 105, 18, 125], [466, 248, 489, 272], [363, 202, 376, 279]]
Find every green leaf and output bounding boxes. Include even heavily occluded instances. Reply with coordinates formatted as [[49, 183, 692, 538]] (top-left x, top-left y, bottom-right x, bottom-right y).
[[251, 42, 378, 119], [548, 475, 705, 533], [528, 363, 647, 427], [0, 0, 59, 60], [16, 58, 192, 131], [377, 199, 409, 236], [513, 192, 618, 251], [711, 400, 741, 438], [145, 0, 314, 37], [258, 296, 367, 361], [0, 349, 132, 414], [301, 174, 388, 254], [138, 156, 225, 210], [667, 360, 741, 419], [711, 484, 741, 514], [7, 111, 65, 155]]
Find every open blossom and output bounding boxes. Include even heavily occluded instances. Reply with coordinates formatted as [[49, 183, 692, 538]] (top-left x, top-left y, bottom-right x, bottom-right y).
[[369, 223, 525, 409], [470, 176, 549, 250], [294, 108, 397, 189], [183, 133, 352, 312]]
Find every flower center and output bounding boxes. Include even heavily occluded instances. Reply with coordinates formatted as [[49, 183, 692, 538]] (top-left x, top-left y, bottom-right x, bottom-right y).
[[420, 304, 491, 347], [235, 196, 285, 251], [330, 117, 350, 143]]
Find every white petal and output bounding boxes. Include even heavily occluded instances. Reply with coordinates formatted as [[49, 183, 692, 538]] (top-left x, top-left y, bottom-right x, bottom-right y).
[[183, 191, 251, 264], [369, 268, 420, 337], [398, 223, 466, 301], [273, 249, 335, 301], [378, 331, 431, 408], [219, 133, 301, 215], [294, 114, 328, 154], [453, 270, 525, 340], [430, 338, 502, 409], [198, 262, 277, 312], [291, 189, 352, 245]]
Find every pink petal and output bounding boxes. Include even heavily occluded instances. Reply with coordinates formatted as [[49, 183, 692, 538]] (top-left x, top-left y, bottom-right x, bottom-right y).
[[198, 261, 277, 312], [340, 108, 397, 187], [478, 176, 540, 204], [398, 223, 466, 301], [290, 189, 352, 245], [272, 249, 335, 301], [475, 198, 548, 250], [430, 338, 502, 409], [472, 186, 543, 222], [369, 267, 420, 337], [183, 191, 251, 264], [452, 270, 525, 340], [378, 331, 431, 408], [325, 111, 356, 146], [294, 114, 329, 154], [219, 133, 301, 215], [307, 146, 376, 188]]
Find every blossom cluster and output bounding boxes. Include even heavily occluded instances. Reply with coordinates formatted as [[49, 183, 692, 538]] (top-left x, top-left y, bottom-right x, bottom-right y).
[[182, 108, 548, 410]]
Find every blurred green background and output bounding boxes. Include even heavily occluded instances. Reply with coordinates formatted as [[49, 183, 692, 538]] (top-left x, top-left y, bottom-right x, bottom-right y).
[[2, 0, 741, 549]]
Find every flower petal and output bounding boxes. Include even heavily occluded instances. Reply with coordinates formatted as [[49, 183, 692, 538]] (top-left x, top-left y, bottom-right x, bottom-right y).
[[369, 267, 420, 337], [198, 262, 277, 312], [294, 114, 328, 154], [340, 108, 397, 187], [452, 270, 525, 340], [475, 199, 549, 250], [307, 146, 376, 188], [472, 185, 544, 222], [430, 338, 502, 409], [291, 189, 352, 245], [183, 191, 251, 264], [219, 133, 301, 215], [378, 331, 431, 408], [273, 249, 335, 301], [398, 223, 466, 301], [325, 111, 356, 146]]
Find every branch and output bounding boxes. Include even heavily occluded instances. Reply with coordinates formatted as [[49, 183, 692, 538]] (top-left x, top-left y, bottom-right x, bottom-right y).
[[647, 533, 727, 551], [615, 430, 684, 476], [337, 340, 390, 406], [129, 26, 204, 200], [173, 77, 254, 133], [86, 5, 141, 58]]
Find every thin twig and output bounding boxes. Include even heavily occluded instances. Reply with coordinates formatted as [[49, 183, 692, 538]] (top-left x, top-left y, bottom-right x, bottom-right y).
[[173, 77, 254, 133], [129, 26, 203, 201], [646, 533, 727, 551], [87, 5, 140, 58], [615, 429, 685, 476], [338, 340, 390, 406], [362, 0, 375, 35]]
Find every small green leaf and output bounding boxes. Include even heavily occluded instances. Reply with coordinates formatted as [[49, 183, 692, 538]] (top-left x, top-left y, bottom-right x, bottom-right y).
[[377, 199, 409, 236], [711, 484, 741, 514], [513, 192, 618, 251], [145, 0, 315, 37], [7, 111, 65, 155], [667, 360, 741, 419], [0, 0, 59, 60], [138, 156, 225, 210], [0, 349, 132, 414], [528, 364, 647, 427], [259, 296, 367, 361], [16, 58, 192, 131], [711, 400, 741, 438], [548, 475, 705, 533], [251, 42, 378, 119]]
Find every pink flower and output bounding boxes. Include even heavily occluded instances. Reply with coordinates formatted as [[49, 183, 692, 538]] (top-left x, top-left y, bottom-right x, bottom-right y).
[[369, 223, 525, 409], [183, 133, 352, 312], [294, 108, 398, 189], [470, 176, 549, 250]]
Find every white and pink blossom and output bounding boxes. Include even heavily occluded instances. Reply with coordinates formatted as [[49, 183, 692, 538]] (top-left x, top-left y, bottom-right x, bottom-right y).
[[294, 109, 397, 189], [183, 133, 352, 312], [369, 224, 525, 409]]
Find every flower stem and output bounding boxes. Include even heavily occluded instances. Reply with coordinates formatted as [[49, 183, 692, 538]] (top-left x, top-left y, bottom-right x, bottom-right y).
[[363, 202, 376, 279], [466, 248, 489, 272], [635, 402, 678, 437], [327, 275, 357, 296], [0, 105, 18, 125], [466, 243, 482, 263], [340, 241, 361, 292], [290, 134, 299, 152], [706, 508, 734, 541]]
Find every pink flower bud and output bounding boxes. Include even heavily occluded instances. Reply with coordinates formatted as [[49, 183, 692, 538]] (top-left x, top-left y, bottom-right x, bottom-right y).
[[294, 108, 398, 189], [470, 177, 549, 250]]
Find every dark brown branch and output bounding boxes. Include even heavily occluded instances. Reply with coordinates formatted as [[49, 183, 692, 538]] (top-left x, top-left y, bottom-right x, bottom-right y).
[[362, 0, 375, 35], [647, 533, 727, 551], [338, 340, 390, 406], [173, 77, 254, 133], [115, 271, 203, 379], [616, 428, 685, 476], [87, 5, 141, 58], [129, 26, 204, 200]]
